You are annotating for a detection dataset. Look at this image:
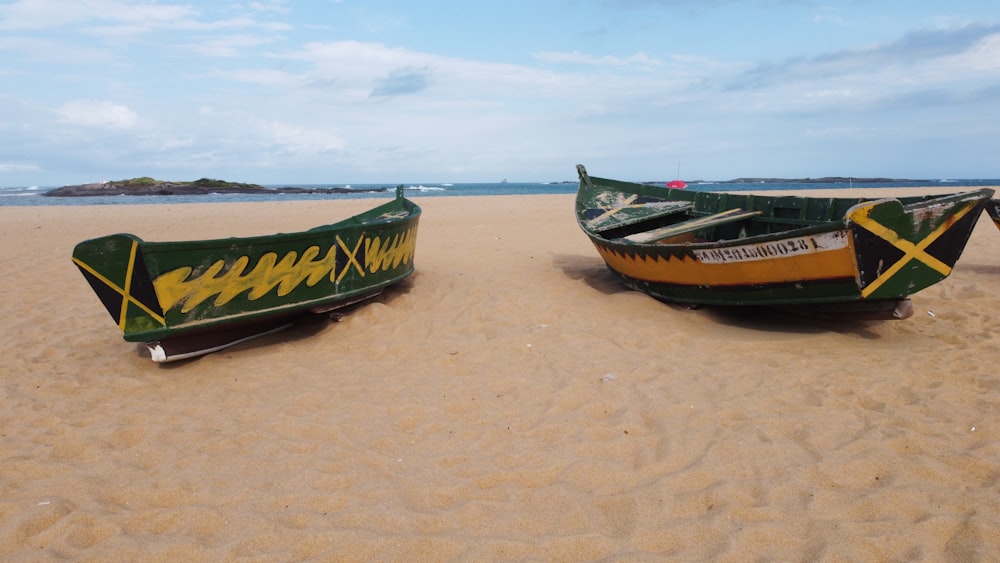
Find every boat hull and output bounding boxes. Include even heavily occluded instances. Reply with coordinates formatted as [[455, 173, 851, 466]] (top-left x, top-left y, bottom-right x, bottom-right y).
[[73, 187, 420, 361], [576, 165, 992, 312], [987, 199, 1000, 231]]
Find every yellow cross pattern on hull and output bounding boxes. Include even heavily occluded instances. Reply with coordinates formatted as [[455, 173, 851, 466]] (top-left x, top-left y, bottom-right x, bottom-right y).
[[336, 234, 366, 283], [71, 241, 166, 329], [851, 200, 978, 298]]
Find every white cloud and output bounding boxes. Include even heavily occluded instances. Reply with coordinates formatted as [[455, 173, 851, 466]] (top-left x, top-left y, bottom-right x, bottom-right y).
[[735, 24, 1000, 91], [939, 31, 1000, 73], [533, 50, 661, 67], [155, 137, 195, 152], [0, 0, 288, 46], [210, 68, 300, 87], [294, 40, 430, 74], [184, 33, 279, 57], [55, 100, 138, 129], [0, 163, 39, 172], [261, 121, 346, 155], [248, 1, 290, 14], [0, 34, 110, 63], [273, 39, 676, 110], [0, 0, 196, 31]]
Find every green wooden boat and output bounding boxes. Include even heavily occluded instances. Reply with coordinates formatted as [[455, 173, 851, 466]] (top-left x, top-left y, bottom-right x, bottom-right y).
[[575, 165, 993, 319], [987, 199, 1000, 231], [73, 186, 420, 362]]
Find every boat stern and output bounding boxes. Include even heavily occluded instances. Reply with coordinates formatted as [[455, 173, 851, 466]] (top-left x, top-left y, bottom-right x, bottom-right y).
[[846, 190, 992, 299], [72, 234, 167, 341]]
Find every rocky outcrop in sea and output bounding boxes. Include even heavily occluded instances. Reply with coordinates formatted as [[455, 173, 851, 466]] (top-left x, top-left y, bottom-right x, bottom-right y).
[[43, 177, 388, 197]]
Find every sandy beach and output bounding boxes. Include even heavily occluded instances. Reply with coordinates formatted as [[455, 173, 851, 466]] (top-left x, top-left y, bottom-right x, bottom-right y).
[[1, 190, 998, 561]]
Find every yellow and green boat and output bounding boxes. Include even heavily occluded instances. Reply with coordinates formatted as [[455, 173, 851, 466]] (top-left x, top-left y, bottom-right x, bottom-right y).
[[575, 165, 993, 319], [73, 187, 420, 362]]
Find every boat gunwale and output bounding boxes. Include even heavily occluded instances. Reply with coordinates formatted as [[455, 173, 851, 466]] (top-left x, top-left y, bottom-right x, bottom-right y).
[[132, 196, 420, 251], [576, 167, 994, 250]]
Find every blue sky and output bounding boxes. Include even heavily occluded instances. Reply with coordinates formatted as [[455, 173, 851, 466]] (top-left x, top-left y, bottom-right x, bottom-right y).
[[1, 0, 999, 186]]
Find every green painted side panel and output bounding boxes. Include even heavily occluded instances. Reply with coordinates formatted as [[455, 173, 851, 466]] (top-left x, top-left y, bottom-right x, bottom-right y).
[[73, 189, 420, 343], [614, 272, 863, 306]]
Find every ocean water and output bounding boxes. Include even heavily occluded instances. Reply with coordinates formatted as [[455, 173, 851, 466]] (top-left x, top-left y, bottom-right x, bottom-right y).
[[1, 179, 997, 207]]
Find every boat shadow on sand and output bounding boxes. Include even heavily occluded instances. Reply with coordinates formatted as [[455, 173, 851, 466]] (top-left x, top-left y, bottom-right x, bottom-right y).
[[554, 253, 887, 340], [553, 253, 635, 296], [152, 279, 415, 368], [694, 305, 887, 340], [955, 262, 1000, 276]]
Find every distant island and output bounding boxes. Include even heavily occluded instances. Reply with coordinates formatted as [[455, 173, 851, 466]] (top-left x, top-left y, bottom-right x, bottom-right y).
[[42, 177, 389, 197]]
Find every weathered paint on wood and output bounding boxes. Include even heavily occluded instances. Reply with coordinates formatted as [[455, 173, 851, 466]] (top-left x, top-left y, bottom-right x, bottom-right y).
[[73, 186, 420, 360], [575, 165, 993, 313]]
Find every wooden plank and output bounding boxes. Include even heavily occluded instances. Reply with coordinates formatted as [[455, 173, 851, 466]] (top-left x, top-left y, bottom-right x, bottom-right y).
[[587, 200, 694, 235], [624, 208, 763, 244]]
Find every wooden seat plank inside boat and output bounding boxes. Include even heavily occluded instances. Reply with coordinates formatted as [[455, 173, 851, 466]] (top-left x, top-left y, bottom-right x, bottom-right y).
[[587, 200, 694, 236], [623, 208, 763, 244]]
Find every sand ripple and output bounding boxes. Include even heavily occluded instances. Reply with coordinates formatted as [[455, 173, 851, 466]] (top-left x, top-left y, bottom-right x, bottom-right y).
[[1, 197, 998, 560]]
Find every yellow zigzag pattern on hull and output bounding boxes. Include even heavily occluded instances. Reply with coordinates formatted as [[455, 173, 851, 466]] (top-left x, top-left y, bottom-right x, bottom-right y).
[[154, 227, 417, 314], [366, 228, 417, 272]]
